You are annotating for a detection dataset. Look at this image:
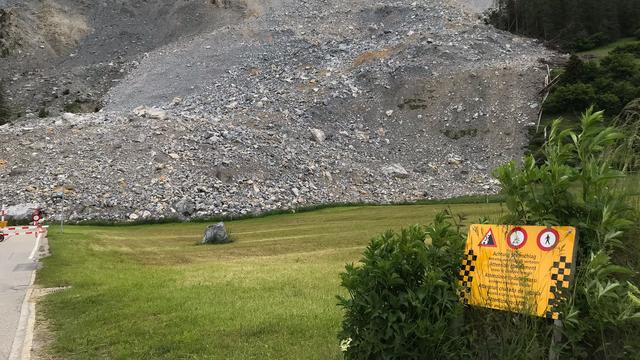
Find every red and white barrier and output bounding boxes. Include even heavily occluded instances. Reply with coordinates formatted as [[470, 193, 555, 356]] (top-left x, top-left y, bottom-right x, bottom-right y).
[[0, 206, 48, 242], [0, 225, 48, 239]]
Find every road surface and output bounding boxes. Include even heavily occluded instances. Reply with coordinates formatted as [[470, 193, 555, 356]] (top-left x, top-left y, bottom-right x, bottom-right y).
[[0, 233, 39, 359]]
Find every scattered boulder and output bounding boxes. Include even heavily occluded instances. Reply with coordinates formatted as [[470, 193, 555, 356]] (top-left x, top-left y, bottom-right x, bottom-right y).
[[310, 128, 326, 143], [355, 130, 369, 141], [62, 112, 76, 121], [447, 154, 464, 165], [174, 198, 196, 216], [202, 222, 231, 244], [133, 106, 168, 120], [381, 164, 409, 178]]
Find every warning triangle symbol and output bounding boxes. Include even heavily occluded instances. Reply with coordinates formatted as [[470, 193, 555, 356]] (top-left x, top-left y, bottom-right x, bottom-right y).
[[479, 229, 497, 247]]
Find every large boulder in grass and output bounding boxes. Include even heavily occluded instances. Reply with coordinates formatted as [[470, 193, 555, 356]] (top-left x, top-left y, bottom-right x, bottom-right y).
[[202, 222, 231, 244]]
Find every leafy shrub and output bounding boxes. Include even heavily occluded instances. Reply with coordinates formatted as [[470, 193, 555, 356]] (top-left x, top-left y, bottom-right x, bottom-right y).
[[545, 83, 597, 114], [609, 81, 640, 106], [611, 42, 640, 57], [575, 33, 610, 52], [613, 99, 640, 170], [495, 109, 640, 358], [339, 108, 640, 359], [562, 55, 601, 84], [546, 53, 640, 117], [596, 93, 622, 114], [601, 52, 639, 80], [338, 212, 467, 359]]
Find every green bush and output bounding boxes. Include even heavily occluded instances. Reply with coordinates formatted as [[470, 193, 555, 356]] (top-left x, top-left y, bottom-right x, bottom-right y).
[[562, 55, 601, 84], [546, 53, 640, 117], [613, 99, 640, 171], [597, 93, 622, 114], [339, 109, 639, 359], [338, 212, 467, 359], [609, 81, 640, 106], [495, 109, 640, 358], [545, 83, 597, 114], [575, 33, 610, 52], [601, 52, 639, 80], [611, 42, 640, 57]]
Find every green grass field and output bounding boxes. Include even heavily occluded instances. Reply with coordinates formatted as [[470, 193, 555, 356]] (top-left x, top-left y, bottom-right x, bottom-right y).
[[577, 37, 639, 60], [37, 203, 503, 359]]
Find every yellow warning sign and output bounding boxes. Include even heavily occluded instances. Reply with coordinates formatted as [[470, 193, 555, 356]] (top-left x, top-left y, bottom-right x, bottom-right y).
[[459, 225, 577, 320]]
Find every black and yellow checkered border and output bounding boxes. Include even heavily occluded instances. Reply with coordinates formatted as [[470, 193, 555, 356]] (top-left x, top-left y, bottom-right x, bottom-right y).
[[459, 250, 477, 305], [545, 256, 573, 320]]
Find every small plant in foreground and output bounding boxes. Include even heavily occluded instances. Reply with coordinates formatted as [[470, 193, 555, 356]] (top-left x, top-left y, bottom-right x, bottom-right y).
[[494, 108, 640, 358], [338, 211, 467, 359]]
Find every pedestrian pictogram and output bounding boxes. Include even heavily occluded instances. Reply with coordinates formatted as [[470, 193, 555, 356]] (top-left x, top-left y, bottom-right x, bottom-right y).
[[479, 228, 496, 247], [507, 227, 527, 249], [537, 229, 559, 251]]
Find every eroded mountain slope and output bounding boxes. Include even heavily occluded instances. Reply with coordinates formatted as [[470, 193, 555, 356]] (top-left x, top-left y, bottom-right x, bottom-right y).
[[0, 0, 553, 221]]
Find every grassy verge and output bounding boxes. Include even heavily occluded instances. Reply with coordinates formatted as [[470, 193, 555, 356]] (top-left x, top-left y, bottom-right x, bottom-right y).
[[37, 203, 503, 359], [577, 37, 639, 60]]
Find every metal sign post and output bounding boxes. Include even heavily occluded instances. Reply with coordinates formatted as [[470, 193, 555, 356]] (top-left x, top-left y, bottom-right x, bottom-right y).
[[52, 192, 65, 233], [0, 204, 7, 229], [61, 191, 64, 233]]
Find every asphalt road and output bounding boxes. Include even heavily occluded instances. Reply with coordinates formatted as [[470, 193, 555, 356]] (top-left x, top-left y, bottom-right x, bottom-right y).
[[0, 233, 38, 360]]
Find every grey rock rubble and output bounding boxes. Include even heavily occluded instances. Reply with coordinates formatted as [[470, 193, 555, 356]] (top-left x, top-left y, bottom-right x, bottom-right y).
[[0, 0, 555, 222], [3, 203, 40, 221]]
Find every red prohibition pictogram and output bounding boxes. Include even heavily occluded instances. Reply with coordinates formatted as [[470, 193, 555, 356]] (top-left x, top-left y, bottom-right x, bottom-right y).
[[537, 228, 560, 251], [507, 227, 528, 249]]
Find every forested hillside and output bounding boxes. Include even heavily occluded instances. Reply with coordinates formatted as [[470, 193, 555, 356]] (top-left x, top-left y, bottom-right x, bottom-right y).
[[489, 0, 640, 50]]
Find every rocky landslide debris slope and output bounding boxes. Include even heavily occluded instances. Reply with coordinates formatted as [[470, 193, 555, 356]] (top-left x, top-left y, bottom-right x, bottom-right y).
[[1, 0, 554, 221]]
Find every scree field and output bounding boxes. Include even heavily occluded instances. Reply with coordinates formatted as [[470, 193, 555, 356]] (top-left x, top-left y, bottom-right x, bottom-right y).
[[36, 203, 501, 359]]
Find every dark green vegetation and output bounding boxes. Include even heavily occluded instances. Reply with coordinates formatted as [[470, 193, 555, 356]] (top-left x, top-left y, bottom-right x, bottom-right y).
[[544, 51, 640, 116], [528, 39, 640, 162], [62, 99, 102, 114], [38, 107, 50, 118], [0, 81, 10, 124], [338, 212, 468, 359], [38, 203, 501, 359], [615, 99, 640, 170], [488, 0, 640, 51], [339, 110, 640, 359]]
